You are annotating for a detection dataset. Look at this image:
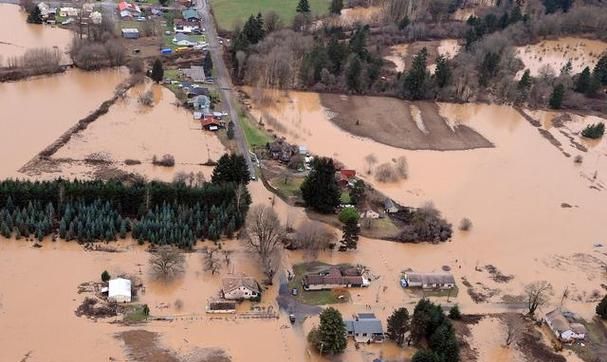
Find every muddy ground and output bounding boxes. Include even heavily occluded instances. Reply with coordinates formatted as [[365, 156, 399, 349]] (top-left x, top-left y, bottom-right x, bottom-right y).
[[321, 95, 493, 151]]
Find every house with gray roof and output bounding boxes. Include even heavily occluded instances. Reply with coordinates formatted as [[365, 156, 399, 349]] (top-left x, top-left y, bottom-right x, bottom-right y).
[[182, 8, 200, 21], [544, 309, 586, 342], [182, 65, 205, 82], [189, 95, 210, 114], [401, 271, 455, 290], [221, 276, 260, 300], [344, 313, 384, 343]]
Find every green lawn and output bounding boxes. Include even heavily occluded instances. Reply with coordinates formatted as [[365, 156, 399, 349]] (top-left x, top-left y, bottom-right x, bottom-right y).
[[210, 0, 331, 31], [239, 115, 272, 148], [123, 304, 149, 323], [270, 176, 304, 199]]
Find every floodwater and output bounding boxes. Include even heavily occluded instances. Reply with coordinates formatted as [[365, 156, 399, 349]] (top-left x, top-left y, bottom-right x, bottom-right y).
[[468, 317, 525, 361], [0, 69, 126, 179], [516, 37, 607, 76], [0, 4, 73, 64], [244, 88, 607, 322], [53, 82, 226, 181]]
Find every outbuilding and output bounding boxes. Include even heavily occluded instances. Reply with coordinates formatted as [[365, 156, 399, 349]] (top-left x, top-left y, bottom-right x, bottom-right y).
[[401, 272, 455, 290], [121, 28, 140, 39], [545, 309, 587, 342], [221, 276, 261, 300], [108, 278, 132, 303]]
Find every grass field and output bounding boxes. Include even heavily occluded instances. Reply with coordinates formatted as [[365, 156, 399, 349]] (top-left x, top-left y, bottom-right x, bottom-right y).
[[239, 115, 272, 148], [288, 262, 351, 305], [210, 0, 331, 31]]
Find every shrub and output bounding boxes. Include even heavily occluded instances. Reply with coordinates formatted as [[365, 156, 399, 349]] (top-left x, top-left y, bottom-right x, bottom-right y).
[[581, 122, 605, 139], [398, 203, 452, 243], [573, 155, 583, 163], [138, 90, 154, 107], [338, 207, 359, 224], [375, 162, 399, 182], [101, 270, 111, 282], [448, 305, 461, 320], [459, 218, 472, 231], [152, 154, 175, 167]]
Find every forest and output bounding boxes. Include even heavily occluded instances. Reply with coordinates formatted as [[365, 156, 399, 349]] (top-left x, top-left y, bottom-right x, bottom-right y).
[[0, 179, 251, 248]]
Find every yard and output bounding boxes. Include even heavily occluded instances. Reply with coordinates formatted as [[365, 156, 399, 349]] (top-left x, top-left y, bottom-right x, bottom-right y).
[[210, 0, 331, 30], [269, 175, 304, 199], [239, 115, 272, 148], [287, 262, 351, 305]]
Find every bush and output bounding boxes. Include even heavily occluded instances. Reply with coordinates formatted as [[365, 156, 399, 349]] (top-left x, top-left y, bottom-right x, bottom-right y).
[[581, 122, 605, 139], [338, 207, 359, 224], [138, 90, 154, 106], [375, 162, 399, 182], [573, 155, 583, 164], [448, 305, 461, 320], [152, 154, 175, 167], [101, 270, 111, 282], [459, 218, 472, 231], [398, 203, 452, 243]]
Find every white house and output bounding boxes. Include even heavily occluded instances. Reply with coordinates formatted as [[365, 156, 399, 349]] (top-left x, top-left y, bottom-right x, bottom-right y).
[[221, 276, 260, 300], [108, 278, 132, 303], [59, 7, 79, 17], [89, 11, 102, 25], [173, 33, 198, 47], [401, 272, 455, 290], [545, 309, 587, 342]]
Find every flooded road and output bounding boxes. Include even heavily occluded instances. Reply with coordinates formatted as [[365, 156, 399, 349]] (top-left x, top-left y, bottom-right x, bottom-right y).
[[0, 69, 126, 179], [0, 4, 73, 64]]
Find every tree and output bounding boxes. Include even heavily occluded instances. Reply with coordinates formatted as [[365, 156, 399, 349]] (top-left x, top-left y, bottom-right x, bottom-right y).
[[575, 66, 591, 93], [203, 53, 213, 76], [150, 58, 164, 83], [330, 0, 343, 15], [345, 54, 362, 92], [101, 270, 111, 282], [296, 0, 310, 13], [518, 69, 532, 92], [479, 51, 501, 87], [596, 295, 607, 319], [294, 220, 336, 256], [201, 247, 221, 275], [226, 121, 235, 140], [594, 54, 607, 85], [149, 245, 186, 279], [581, 122, 605, 139], [300, 157, 340, 214], [27, 5, 43, 24], [264, 11, 282, 33], [349, 180, 365, 206], [429, 322, 459, 362], [212, 153, 250, 185], [338, 207, 359, 224], [525, 281, 553, 316], [548, 84, 565, 109], [410, 299, 446, 343], [448, 305, 461, 320], [403, 48, 429, 100], [434, 55, 451, 88], [309, 307, 347, 354], [387, 307, 410, 345], [412, 350, 439, 362], [341, 218, 359, 250], [364, 153, 377, 174], [245, 205, 284, 282]]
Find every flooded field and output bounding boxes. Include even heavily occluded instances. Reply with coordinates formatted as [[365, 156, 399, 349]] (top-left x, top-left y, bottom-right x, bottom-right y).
[[51, 82, 226, 181], [0, 69, 126, 179], [384, 39, 461, 73], [245, 88, 607, 321], [0, 4, 73, 64], [516, 37, 607, 76]]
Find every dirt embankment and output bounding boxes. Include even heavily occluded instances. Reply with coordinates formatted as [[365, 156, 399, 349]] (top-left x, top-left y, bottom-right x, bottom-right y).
[[0, 65, 67, 82], [321, 94, 494, 151]]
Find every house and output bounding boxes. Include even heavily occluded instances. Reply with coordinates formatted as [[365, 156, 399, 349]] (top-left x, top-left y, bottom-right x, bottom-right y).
[[336, 169, 356, 187], [362, 209, 380, 219], [108, 278, 132, 303], [182, 65, 206, 82], [182, 8, 201, 22], [302, 267, 369, 291], [189, 95, 210, 113], [59, 7, 79, 17], [117, 2, 142, 18], [384, 198, 399, 214], [221, 276, 261, 300], [89, 11, 102, 25], [344, 313, 385, 343], [401, 272, 455, 290], [268, 138, 297, 162], [544, 309, 587, 342], [121, 28, 140, 39], [173, 33, 198, 47], [37, 2, 50, 17], [174, 19, 200, 34]]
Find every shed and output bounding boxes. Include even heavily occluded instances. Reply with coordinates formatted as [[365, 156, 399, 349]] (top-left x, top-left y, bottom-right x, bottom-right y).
[[108, 278, 132, 303], [384, 199, 398, 214], [121, 28, 140, 39]]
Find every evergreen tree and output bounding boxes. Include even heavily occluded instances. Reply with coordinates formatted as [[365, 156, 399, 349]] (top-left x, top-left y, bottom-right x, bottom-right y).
[[300, 157, 340, 214], [330, 0, 343, 15], [349, 180, 365, 206], [327, 36, 347, 73], [597, 295, 607, 319], [226, 121, 235, 140], [345, 54, 362, 92], [549, 84, 565, 109], [594, 54, 607, 85], [403, 48, 429, 100], [434, 55, 451, 88], [387, 307, 410, 345], [398, 16, 410, 30], [27, 5, 43, 24], [341, 220, 359, 250], [349, 25, 369, 59], [479, 51, 501, 86], [202, 53, 213, 76], [448, 305, 461, 320], [150, 58, 164, 83], [296, 0, 311, 13], [575, 67, 592, 93], [412, 350, 439, 362], [518, 69, 531, 91], [101, 270, 111, 282], [581, 122, 605, 139], [429, 322, 459, 362], [211, 153, 251, 185], [309, 307, 347, 354]]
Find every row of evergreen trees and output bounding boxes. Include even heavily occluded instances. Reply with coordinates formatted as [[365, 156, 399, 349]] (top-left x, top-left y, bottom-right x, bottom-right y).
[[0, 178, 251, 247]]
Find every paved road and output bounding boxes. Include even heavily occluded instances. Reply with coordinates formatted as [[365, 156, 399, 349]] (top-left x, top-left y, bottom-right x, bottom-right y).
[[195, 0, 256, 179]]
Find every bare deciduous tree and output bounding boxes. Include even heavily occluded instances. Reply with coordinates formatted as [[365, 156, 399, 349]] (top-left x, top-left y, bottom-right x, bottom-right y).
[[295, 220, 336, 258], [245, 205, 284, 282], [222, 249, 233, 267], [525, 281, 553, 316], [505, 323, 519, 346], [365, 153, 378, 174], [138, 90, 154, 106], [149, 245, 185, 279], [201, 247, 222, 275]]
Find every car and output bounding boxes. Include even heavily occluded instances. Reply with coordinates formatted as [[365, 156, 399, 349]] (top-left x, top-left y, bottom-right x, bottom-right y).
[[291, 288, 298, 296], [289, 314, 296, 323]]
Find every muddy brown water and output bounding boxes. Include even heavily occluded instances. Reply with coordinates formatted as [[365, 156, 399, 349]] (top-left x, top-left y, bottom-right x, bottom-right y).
[[0, 69, 126, 179], [0, 4, 73, 65]]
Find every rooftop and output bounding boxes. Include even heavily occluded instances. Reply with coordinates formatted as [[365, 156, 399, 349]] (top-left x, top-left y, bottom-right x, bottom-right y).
[[222, 276, 260, 294]]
